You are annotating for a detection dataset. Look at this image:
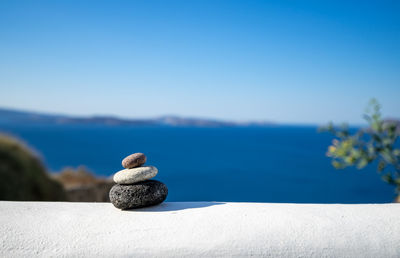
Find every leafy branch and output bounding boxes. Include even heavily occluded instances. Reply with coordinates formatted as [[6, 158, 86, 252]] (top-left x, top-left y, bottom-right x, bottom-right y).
[[319, 99, 400, 193]]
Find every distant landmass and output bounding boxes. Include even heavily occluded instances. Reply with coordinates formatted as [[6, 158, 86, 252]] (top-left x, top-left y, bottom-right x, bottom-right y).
[[0, 107, 274, 127]]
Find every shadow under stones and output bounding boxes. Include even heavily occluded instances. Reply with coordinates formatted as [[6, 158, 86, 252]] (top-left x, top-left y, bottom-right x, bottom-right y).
[[124, 202, 225, 212]]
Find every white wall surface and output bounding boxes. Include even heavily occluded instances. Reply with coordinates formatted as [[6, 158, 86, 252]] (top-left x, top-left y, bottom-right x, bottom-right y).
[[1, 201, 399, 257]]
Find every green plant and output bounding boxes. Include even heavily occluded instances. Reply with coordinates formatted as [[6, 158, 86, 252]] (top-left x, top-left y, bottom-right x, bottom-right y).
[[320, 99, 400, 194], [0, 133, 66, 201]]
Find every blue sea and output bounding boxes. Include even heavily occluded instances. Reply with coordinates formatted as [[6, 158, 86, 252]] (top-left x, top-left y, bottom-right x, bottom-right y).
[[0, 124, 395, 203]]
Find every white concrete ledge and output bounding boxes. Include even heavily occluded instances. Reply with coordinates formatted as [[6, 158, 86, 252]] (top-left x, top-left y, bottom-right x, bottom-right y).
[[1, 201, 399, 257]]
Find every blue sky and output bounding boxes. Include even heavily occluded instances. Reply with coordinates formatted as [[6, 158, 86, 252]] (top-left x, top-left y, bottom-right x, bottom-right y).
[[0, 0, 399, 124]]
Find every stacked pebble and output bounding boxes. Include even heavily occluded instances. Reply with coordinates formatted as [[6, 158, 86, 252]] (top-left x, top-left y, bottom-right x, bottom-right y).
[[109, 153, 168, 210]]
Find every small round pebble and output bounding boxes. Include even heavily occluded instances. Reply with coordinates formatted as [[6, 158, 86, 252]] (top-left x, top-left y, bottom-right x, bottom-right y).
[[122, 153, 147, 169], [109, 180, 168, 210], [113, 166, 158, 184]]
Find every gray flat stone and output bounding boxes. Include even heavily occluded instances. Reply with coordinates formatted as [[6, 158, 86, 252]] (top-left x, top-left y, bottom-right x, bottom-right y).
[[109, 180, 168, 210]]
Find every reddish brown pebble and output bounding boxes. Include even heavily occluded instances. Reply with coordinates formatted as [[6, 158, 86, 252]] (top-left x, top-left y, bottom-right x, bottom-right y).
[[122, 153, 147, 169]]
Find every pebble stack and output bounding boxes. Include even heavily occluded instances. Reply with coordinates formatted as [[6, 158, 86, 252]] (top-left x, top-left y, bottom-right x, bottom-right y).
[[109, 153, 168, 210]]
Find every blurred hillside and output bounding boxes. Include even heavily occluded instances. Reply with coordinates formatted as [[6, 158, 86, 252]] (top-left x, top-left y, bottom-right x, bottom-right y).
[[0, 133, 113, 202], [0, 134, 66, 201], [53, 166, 113, 202]]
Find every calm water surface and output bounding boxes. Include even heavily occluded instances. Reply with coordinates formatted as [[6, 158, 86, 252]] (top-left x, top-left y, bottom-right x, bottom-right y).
[[0, 124, 394, 203]]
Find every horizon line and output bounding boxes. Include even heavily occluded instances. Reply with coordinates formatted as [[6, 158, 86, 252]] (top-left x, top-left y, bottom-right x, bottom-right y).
[[0, 105, 372, 127]]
